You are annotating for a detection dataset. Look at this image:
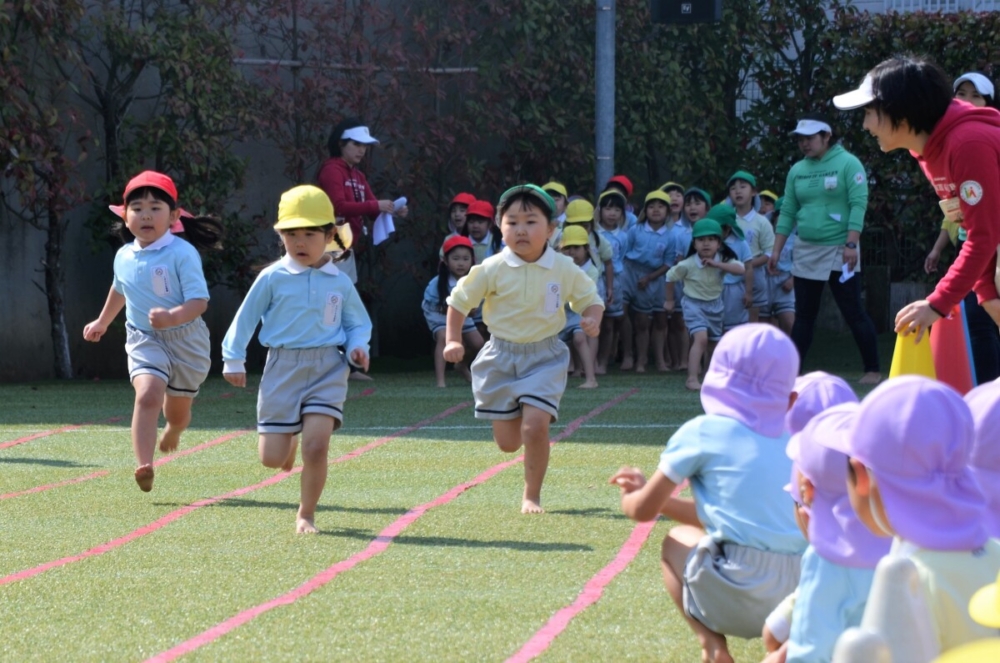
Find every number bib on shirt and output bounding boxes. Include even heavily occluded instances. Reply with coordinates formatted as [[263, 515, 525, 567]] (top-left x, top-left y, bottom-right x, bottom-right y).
[[152, 266, 171, 297], [323, 293, 342, 327], [544, 283, 561, 313]]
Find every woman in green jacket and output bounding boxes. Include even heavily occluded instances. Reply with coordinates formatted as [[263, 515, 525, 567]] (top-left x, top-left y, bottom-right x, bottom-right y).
[[769, 112, 881, 384]]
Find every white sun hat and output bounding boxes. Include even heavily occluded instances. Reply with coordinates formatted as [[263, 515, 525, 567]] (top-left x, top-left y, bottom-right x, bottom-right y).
[[789, 119, 833, 136], [954, 72, 995, 99], [340, 126, 380, 144], [833, 74, 875, 110]]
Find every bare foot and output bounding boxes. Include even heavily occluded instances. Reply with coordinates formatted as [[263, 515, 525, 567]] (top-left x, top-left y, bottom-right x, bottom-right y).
[[685, 377, 702, 391], [296, 515, 319, 534], [656, 363, 671, 372], [281, 436, 298, 472], [521, 498, 545, 514], [348, 371, 374, 382], [674, 364, 688, 372], [701, 641, 734, 663], [457, 364, 472, 383], [619, 359, 634, 371], [158, 426, 181, 454], [578, 380, 598, 389], [134, 465, 155, 492], [859, 372, 882, 385], [595, 364, 607, 376], [436, 382, 447, 388], [570, 370, 583, 378], [635, 364, 646, 373]]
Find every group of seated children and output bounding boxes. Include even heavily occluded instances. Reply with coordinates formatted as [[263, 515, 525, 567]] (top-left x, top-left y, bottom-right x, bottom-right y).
[[612, 323, 1000, 663], [423, 173, 795, 391]]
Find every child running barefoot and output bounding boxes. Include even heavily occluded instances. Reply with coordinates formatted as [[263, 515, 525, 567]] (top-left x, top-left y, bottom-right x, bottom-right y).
[[665, 213, 745, 391], [423, 236, 484, 387], [610, 325, 806, 663], [221, 185, 371, 534], [445, 184, 604, 513], [83, 171, 222, 492], [559, 225, 601, 389]]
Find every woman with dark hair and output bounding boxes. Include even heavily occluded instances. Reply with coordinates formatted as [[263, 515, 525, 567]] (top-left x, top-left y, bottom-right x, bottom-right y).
[[834, 56, 1000, 344], [769, 112, 882, 384]]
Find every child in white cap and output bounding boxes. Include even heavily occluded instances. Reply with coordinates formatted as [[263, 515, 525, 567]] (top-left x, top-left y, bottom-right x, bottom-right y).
[[222, 185, 370, 534]]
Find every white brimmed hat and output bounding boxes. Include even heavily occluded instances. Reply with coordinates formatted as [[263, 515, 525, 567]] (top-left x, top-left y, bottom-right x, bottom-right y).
[[340, 126, 380, 145], [954, 72, 995, 99], [833, 75, 875, 110], [789, 119, 833, 136]]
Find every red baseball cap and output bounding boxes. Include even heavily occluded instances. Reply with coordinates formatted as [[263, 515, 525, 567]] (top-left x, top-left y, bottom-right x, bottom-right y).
[[606, 175, 633, 197], [450, 192, 477, 207], [465, 200, 495, 220], [442, 235, 474, 256], [109, 170, 189, 232]]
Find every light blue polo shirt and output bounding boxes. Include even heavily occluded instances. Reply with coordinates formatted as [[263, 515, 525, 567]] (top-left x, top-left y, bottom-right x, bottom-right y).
[[598, 226, 626, 275], [723, 235, 753, 285], [623, 222, 679, 271], [658, 414, 807, 554], [221, 256, 372, 372], [786, 546, 875, 663], [112, 233, 210, 332]]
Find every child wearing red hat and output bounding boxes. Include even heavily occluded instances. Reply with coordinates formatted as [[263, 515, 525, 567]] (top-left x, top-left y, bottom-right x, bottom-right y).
[[424, 235, 484, 387], [460, 200, 501, 340], [84, 171, 223, 492]]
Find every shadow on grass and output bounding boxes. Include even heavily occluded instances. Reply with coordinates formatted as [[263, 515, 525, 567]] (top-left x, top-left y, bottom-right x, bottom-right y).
[[547, 507, 629, 520], [0, 457, 98, 468], [174, 498, 410, 516], [321, 528, 593, 552]]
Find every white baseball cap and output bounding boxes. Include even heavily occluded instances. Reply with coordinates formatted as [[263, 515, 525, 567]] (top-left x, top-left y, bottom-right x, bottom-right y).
[[954, 72, 995, 99], [789, 119, 833, 136], [833, 74, 875, 110], [340, 126, 380, 145]]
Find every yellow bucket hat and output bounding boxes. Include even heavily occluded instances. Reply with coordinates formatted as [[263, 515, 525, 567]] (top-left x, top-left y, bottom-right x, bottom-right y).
[[931, 639, 1000, 663], [559, 225, 590, 248], [565, 199, 596, 224], [542, 181, 568, 198], [276, 185, 335, 229], [644, 190, 672, 206], [759, 190, 779, 203]]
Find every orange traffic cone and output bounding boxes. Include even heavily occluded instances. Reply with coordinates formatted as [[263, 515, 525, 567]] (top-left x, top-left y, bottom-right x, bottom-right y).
[[930, 303, 975, 395]]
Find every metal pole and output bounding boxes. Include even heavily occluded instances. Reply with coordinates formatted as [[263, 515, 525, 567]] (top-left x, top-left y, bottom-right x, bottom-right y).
[[595, 0, 615, 197]]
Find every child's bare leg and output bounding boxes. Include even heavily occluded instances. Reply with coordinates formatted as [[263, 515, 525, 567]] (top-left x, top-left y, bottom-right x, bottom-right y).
[[567, 342, 580, 376], [652, 312, 669, 371], [492, 418, 523, 453], [158, 394, 193, 453], [620, 308, 635, 370], [584, 335, 599, 387], [296, 413, 335, 534], [131, 375, 166, 491], [259, 432, 294, 469], [433, 329, 448, 387], [634, 312, 651, 372], [687, 331, 708, 390], [763, 625, 782, 653], [596, 317, 615, 374], [573, 333, 598, 388], [520, 405, 551, 513], [670, 311, 689, 370], [777, 311, 794, 336], [749, 306, 760, 323], [661, 525, 733, 663]]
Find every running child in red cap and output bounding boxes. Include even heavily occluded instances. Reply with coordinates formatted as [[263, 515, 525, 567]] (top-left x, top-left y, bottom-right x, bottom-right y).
[[83, 171, 223, 492]]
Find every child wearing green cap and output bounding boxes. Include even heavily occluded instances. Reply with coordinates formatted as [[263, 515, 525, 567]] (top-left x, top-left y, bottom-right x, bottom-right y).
[[665, 216, 746, 390], [727, 171, 776, 324], [445, 184, 604, 513]]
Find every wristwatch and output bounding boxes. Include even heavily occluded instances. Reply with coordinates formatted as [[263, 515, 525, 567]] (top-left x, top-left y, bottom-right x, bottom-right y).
[[845, 242, 858, 249]]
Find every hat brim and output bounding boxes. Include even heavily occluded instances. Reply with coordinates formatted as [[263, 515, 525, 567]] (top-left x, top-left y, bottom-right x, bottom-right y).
[[274, 217, 333, 230], [969, 583, 1000, 628], [832, 87, 874, 111]]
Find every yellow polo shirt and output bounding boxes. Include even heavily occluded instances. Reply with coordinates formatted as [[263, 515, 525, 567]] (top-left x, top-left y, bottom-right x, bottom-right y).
[[448, 246, 603, 343], [666, 254, 725, 301], [737, 210, 776, 258]]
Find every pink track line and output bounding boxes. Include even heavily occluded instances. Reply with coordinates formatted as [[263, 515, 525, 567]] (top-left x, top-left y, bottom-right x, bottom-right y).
[[0, 400, 468, 588], [505, 482, 686, 662], [145, 389, 638, 662], [0, 416, 124, 450], [0, 471, 112, 500]]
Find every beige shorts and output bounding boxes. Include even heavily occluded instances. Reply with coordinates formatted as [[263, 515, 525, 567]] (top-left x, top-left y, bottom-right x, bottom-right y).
[[125, 318, 211, 398], [257, 347, 349, 434], [471, 335, 568, 421]]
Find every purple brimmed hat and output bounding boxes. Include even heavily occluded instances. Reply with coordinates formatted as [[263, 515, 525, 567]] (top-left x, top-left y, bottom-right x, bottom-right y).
[[786, 371, 859, 435], [787, 403, 891, 568], [965, 380, 1000, 538], [701, 324, 800, 438], [816, 376, 987, 551]]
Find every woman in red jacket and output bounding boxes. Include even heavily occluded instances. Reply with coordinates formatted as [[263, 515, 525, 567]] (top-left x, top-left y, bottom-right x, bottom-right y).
[[834, 56, 1000, 342]]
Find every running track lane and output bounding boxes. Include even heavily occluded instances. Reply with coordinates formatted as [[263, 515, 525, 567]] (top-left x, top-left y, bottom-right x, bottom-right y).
[[144, 388, 639, 662], [0, 389, 376, 501], [505, 482, 687, 662], [0, 399, 467, 587], [0, 417, 124, 450]]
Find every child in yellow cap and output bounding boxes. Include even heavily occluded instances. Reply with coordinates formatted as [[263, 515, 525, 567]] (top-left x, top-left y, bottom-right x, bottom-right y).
[[559, 225, 600, 389], [222, 185, 371, 534]]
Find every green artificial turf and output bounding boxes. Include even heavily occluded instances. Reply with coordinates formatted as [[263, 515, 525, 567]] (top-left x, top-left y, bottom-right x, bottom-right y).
[[0, 333, 897, 662]]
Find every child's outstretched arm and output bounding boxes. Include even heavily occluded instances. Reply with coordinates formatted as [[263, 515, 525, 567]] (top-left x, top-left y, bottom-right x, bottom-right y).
[[710, 258, 746, 276], [83, 285, 126, 342], [609, 467, 677, 522], [579, 304, 604, 337], [149, 298, 208, 330], [443, 306, 467, 363]]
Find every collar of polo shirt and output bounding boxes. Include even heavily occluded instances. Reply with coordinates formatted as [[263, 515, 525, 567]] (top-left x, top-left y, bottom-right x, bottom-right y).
[[501, 245, 555, 269], [281, 254, 341, 276]]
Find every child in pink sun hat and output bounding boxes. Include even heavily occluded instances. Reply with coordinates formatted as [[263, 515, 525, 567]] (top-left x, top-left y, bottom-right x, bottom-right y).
[[964, 380, 1000, 538], [763, 403, 892, 663], [815, 376, 1000, 656], [611, 324, 806, 663]]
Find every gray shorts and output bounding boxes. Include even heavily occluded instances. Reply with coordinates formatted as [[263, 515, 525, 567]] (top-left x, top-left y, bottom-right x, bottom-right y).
[[722, 282, 749, 331], [623, 262, 667, 315], [751, 264, 770, 309], [257, 347, 349, 434], [683, 536, 802, 640], [125, 319, 211, 397], [598, 271, 624, 318], [424, 310, 476, 336], [682, 296, 724, 341], [766, 271, 795, 316], [471, 335, 569, 421]]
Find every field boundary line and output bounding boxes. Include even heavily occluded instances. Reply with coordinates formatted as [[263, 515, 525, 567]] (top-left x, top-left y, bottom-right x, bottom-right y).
[[505, 482, 686, 662], [0, 416, 124, 450], [0, 471, 112, 501], [144, 389, 639, 662], [0, 400, 469, 587]]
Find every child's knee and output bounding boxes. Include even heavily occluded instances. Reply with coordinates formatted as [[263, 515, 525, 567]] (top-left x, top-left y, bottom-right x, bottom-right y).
[[300, 437, 330, 464], [134, 388, 163, 411]]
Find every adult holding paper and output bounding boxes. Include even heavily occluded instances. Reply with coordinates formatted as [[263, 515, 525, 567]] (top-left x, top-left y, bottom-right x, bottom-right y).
[[769, 112, 882, 384], [833, 57, 1000, 348]]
